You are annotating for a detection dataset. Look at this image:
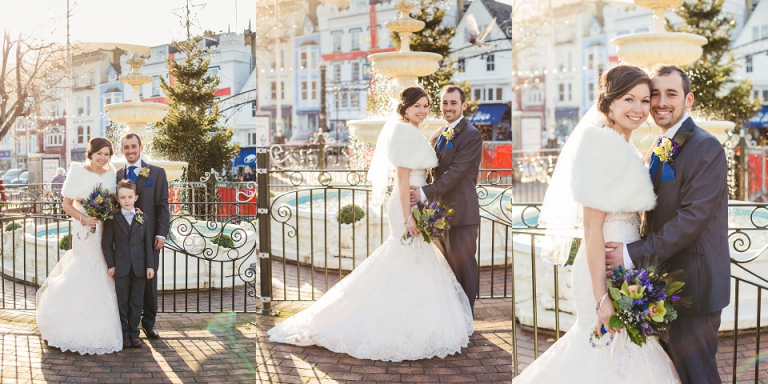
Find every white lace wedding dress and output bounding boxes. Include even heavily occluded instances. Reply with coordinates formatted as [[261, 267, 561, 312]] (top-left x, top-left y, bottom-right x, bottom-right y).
[[268, 122, 474, 362], [35, 162, 123, 355], [515, 122, 679, 383]]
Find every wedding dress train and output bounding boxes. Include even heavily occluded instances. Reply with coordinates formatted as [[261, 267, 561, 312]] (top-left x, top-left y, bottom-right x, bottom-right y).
[[268, 168, 474, 362]]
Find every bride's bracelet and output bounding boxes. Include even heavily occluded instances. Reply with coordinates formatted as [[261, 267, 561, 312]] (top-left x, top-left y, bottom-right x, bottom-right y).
[[404, 216, 413, 225], [79, 213, 85, 225], [595, 292, 609, 315]]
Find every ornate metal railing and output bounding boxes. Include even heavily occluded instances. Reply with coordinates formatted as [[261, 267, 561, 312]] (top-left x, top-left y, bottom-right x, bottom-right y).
[[509, 202, 768, 382]]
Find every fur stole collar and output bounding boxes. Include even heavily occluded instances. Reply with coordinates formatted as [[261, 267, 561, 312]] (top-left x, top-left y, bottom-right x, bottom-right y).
[[386, 121, 439, 170], [571, 124, 656, 213]]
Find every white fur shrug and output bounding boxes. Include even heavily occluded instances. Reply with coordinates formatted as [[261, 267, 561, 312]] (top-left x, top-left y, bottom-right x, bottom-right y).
[[570, 125, 656, 213], [385, 121, 438, 170], [60, 162, 117, 200]]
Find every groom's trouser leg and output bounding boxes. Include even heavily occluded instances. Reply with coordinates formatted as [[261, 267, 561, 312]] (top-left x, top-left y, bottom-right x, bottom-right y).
[[436, 224, 479, 310], [668, 310, 722, 384], [142, 252, 159, 328]]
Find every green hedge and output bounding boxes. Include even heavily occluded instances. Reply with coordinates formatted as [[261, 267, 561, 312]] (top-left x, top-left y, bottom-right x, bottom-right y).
[[338, 204, 365, 224]]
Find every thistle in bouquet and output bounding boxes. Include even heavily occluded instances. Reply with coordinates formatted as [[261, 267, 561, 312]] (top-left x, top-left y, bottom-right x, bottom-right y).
[[606, 257, 689, 346], [401, 200, 454, 245], [81, 184, 116, 233]]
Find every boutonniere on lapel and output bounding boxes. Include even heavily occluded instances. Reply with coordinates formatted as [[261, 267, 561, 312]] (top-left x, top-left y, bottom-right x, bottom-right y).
[[135, 212, 144, 225], [138, 167, 151, 179], [651, 133, 693, 182], [441, 127, 456, 151]]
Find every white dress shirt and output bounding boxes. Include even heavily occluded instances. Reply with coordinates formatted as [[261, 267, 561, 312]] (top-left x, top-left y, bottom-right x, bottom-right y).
[[621, 113, 691, 269], [122, 208, 136, 225]]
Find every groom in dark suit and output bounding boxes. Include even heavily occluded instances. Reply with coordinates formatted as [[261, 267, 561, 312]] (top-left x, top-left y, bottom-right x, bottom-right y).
[[117, 133, 170, 340], [606, 65, 730, 384], [410, 86, 483, 310]]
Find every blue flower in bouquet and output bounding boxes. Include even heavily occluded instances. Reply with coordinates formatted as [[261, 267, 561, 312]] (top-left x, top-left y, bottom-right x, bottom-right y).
[[402, 200, 455, 245], [607, 258, 689, 346], [81, 184, 116, 233]]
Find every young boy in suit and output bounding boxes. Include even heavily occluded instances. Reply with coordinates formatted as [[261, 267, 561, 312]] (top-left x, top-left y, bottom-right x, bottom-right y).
[[102, 180, 155, 348]]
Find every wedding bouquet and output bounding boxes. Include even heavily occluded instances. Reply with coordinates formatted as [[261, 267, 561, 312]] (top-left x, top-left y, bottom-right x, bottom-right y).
[[607, 259, 688, 346], [81, 184, 116, 233], [401, 200, 454, 245]]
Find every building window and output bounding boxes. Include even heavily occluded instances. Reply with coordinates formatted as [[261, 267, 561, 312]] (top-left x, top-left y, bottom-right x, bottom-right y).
[[251, 101, 257, 117], [351, 62, 360, 81], [474, 89, 481, 100], [77, 125, 91, 144], [763, 89, 768, 101], [457, 58, 465, 72], [350, 92, 360, 108], [747, 55, 753, 73], [152, 76, 160, 96], [300, 51, 308, 69], [334, 63, 342, 82], [588, 82, 595, 102], [104, 92, 122, 106], [76, 97, 84, 116], [567, 83, 572, 102], [588, 53, 594, 69], [350, 29, 361, 51], [311, 81, 318, 101], [558, 83, 565, 101], [753, 26, 759, 41], [86, 96, 91, 115], [46, 130, 63, 147], [310, 49, 318, 69], [271, 82, 277, 100], [341, 92, 349, 108], [248, 132, 259, 146], [332, 32, 342, 52], [496, 88, 502, 101], [301, 81, 308, 100], [763, 25, 768, 38], [486, 54, 495, 71]]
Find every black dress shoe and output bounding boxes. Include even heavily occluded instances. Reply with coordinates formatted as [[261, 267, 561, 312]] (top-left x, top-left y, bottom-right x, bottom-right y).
[[142, 325, 160, 339], [123, 337, 131, 348], [130, 337, 142, 348]]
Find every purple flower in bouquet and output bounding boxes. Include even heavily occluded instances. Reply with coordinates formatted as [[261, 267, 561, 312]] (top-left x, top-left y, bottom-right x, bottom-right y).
[[607, 258, 688, 346], [402, 200, 455, 244], [81, 184, 116, 233]]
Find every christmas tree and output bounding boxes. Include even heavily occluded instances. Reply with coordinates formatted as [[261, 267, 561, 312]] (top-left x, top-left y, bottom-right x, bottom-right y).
[[672, 0, 759, 126], [151, 36, 239, 182]]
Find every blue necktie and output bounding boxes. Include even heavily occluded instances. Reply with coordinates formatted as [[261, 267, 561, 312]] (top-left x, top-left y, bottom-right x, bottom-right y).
[[127, 166, 137, 183], [436, 127, 449, 154], [648, 137, 662, 182]]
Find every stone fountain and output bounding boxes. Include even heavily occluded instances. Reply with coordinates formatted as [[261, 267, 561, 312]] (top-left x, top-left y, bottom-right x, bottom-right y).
[[105, 53, 187, 181], [346, 0, 445, 144], [611, 0, 735, 148]]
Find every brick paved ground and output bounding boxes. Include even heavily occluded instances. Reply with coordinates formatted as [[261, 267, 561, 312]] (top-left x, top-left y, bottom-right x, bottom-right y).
[[0, 298, 513, 384]]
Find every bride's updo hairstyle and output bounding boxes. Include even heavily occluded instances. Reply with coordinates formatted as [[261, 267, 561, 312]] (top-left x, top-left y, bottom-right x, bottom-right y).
[[397, 86, 429, 120], [596, 64, 651, 127], [86, 137, 114, 159]]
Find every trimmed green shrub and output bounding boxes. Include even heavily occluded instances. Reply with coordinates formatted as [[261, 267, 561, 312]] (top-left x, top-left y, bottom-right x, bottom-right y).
[[338, 204, 365, 224], [4, 222, 22, 232], [59, 233, 72, 250], [211, 233, 235, 248]]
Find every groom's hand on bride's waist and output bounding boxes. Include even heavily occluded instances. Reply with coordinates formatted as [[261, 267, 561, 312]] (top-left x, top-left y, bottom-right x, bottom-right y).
[[408, 186, 425, 206], [604, 242, 626, 275]]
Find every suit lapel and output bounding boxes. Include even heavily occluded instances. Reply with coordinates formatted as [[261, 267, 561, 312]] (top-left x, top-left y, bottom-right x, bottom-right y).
[[116, 213, 130, 236], [136, 160, 149, 195], [652, 117, 695, 190]]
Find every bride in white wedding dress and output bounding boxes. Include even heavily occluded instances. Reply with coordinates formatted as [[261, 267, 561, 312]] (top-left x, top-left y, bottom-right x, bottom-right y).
[[514, 65, 679, 383], [268, 87, 474, 362], [36, 137, 123, 355]]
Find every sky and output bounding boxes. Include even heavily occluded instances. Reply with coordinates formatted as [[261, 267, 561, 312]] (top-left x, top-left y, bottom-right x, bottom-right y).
[[0, 0, 257, 47], [0, 0, 637, 48]]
